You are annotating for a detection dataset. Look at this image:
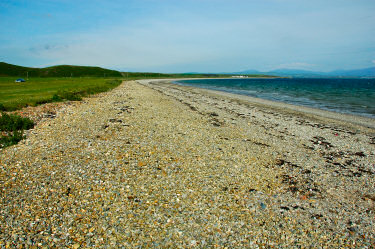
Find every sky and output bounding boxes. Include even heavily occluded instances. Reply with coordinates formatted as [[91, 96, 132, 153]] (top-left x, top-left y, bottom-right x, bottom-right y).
[[0, 0, 374, 73]]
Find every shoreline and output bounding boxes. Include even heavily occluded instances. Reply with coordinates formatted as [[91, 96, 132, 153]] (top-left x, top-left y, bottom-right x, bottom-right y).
[[171, 78, 375, 129], [148, 78, 375, 132], [1, 79, 374, 247]]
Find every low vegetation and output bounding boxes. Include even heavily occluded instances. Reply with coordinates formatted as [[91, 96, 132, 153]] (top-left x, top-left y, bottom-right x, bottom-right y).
[[0, 77, 122, 111], [0, 70, 123, 147], [0, 112, 34, 148]]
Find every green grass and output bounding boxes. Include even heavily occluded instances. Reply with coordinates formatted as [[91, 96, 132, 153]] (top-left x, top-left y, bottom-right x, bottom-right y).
[[0, 77, 123, 111], [0, 76, 121, 147]]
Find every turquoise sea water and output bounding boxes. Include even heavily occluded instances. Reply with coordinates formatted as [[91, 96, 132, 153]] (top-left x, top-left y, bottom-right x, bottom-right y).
[[174, 78, 375, 118]]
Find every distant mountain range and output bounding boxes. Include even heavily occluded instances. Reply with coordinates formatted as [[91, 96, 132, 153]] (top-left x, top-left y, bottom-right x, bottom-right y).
[[0, 62, 122, 77], [1, 61, 374, 78], [236, 67, 375, 78]]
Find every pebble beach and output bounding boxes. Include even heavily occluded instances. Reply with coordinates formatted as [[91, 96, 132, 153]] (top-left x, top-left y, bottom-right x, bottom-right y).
[[1, 79, 374, 248]]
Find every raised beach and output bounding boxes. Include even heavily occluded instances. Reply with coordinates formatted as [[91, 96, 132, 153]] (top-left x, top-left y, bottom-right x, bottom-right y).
[[1, 79, 374, 247]]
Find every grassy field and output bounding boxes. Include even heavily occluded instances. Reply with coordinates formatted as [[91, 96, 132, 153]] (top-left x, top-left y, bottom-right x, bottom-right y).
[[0, 77, 123, 111]]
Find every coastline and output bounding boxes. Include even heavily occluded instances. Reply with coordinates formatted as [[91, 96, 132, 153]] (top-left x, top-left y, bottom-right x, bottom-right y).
[[1, 79, 374, 247], [169, 78, 375, 131]]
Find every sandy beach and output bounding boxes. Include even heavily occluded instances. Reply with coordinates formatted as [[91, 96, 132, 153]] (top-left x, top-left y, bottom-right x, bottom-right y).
[[1, 79, 374, 248]]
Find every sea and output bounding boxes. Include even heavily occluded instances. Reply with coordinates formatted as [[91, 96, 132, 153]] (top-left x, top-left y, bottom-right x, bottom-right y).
[[174, 78, 375, 119]]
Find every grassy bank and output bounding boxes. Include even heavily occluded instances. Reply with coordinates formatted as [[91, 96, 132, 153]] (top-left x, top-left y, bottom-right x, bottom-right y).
[[0, 77, 123, 111]]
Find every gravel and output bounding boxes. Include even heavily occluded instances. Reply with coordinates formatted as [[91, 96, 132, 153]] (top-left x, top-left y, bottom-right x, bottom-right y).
[[0, 80, 374, 248]]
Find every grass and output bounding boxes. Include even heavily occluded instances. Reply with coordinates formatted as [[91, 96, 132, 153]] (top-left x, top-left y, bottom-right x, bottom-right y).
[[0, 76, 122, 147], [0, 112, 34, 148], [0, 77, 123, 111]]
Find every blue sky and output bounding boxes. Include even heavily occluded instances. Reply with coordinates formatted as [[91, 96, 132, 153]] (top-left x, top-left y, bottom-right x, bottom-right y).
[[0, 0, 374, 73]]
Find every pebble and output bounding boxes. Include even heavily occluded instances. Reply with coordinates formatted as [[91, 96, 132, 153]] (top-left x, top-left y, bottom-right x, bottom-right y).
[[0, 80, 374, 247]]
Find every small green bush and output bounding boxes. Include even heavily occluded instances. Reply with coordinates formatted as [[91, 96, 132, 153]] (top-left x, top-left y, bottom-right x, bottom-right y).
[[0, 113, 34, 148], [0, 130, 24, 147], [52, 94, 63, 102], [0, 113, 34, 131], [0, 104, 6, 111], [35, 99, 51, 105], [58, 91, 82, 101]]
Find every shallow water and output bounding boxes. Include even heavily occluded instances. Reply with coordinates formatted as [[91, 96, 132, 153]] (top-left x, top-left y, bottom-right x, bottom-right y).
[[174, 78, 375, 118]]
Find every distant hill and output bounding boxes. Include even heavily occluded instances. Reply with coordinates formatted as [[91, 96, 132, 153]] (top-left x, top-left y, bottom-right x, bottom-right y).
[[267, 69, 323, 77], [233, 69, 262, 75], [0, 62, 122, 77], [236, 67, 375, 78], [328, 67, 375, 77]]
